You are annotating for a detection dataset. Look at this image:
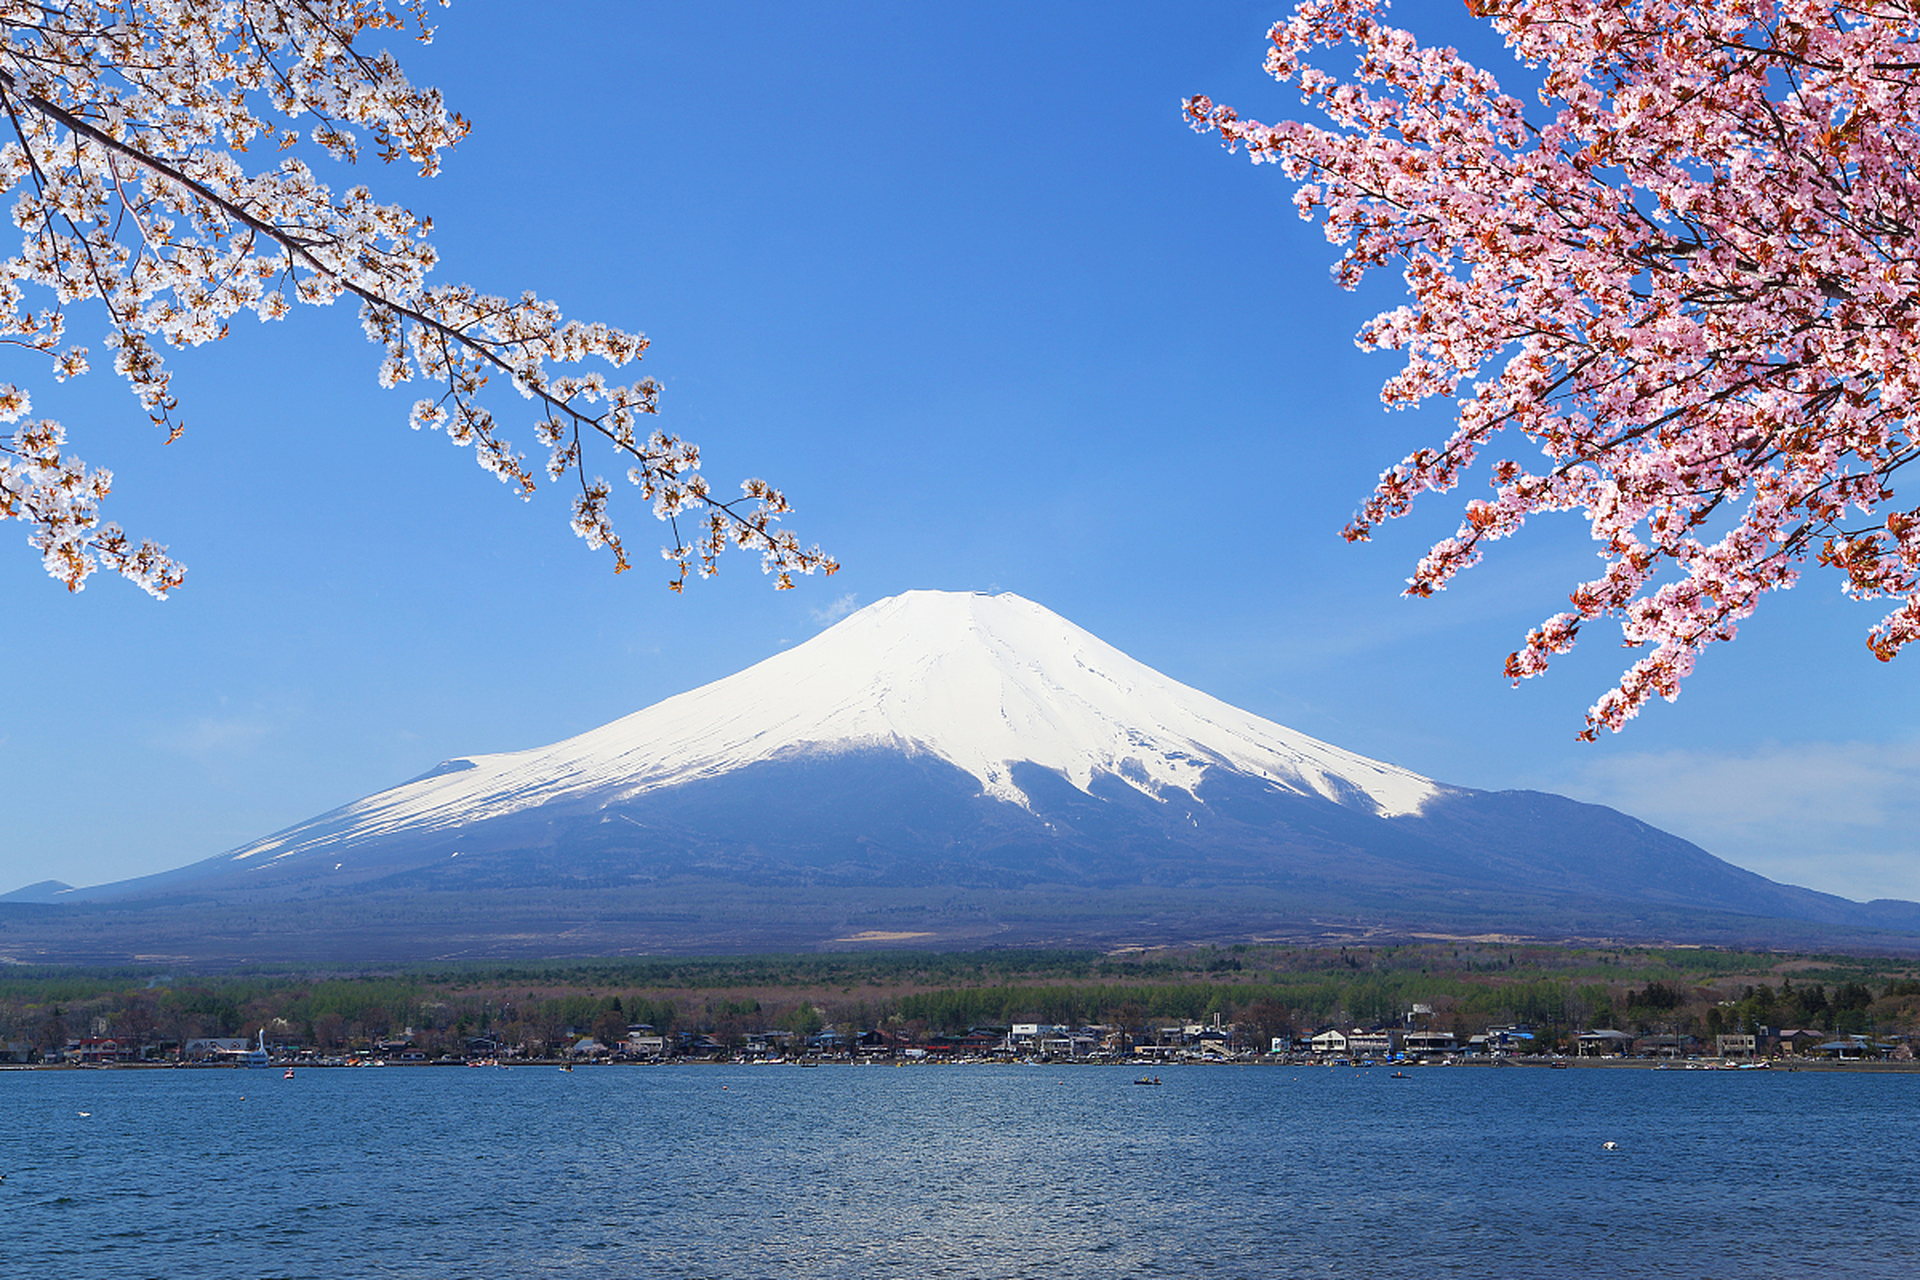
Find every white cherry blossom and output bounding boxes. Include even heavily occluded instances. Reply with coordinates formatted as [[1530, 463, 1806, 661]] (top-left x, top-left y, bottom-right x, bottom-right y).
[[0, 1, 834, 596]]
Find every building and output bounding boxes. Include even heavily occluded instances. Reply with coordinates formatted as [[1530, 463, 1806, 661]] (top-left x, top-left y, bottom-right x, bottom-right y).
[[1813, 1035, 1890, 1060], [1346, 1029, 1397, 1058], [69, 1037, 137, 1063], [1771, 1029, 1825, 1056], [183, 1037, 253, 1063], [1309, 1030, 1349, 1057], [1576, 1029, 1635, 1057], [1402, 1031, 1458, 1059], [1478, 1026, 1537, 1054], [1009, 1023, 1073, 1053], [1632, 1034, 1695, 1058], [1714, 1034, 1757, 1058]]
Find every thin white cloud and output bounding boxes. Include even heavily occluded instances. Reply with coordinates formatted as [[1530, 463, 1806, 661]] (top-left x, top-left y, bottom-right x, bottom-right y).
[[151, 716, 273, 763], [809, 592, 859, 627], [1548, 742, 1920, 903]]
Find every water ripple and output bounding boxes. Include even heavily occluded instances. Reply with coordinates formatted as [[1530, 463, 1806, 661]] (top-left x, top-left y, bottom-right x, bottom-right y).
[[1, 1065, 1913, 1277]]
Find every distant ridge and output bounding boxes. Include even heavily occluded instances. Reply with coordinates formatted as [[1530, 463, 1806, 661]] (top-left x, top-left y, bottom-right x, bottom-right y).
[[8, 591, 1919, 963], [0, 880, 72, 904]]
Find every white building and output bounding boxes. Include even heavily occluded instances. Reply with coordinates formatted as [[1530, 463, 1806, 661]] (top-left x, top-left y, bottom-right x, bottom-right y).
[[1346, 1029, 1396, 1058]]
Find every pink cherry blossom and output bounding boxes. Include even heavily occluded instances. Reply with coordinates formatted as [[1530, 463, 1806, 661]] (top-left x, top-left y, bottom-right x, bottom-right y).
[[1191, 0, 1920, 737]]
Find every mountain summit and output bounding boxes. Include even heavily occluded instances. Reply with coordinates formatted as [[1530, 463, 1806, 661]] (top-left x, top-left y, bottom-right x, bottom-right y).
[[228, 590, 1437, 871], [20, 590, 1920, 962]]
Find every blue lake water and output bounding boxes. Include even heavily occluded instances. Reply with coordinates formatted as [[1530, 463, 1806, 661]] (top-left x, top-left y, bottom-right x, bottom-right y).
[[5, 1063, 1915, 1278]]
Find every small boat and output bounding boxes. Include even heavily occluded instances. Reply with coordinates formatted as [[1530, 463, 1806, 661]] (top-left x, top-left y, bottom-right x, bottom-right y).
[[282, 1067, 295, 1079], [245, 1030, 270, 1069], [1389, 1071, 1411, 1079], [1132, 1076, 1162, 1086]]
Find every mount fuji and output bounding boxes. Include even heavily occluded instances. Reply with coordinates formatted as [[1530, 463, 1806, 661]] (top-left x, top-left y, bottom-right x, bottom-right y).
[[13, 590, 1920, 962]]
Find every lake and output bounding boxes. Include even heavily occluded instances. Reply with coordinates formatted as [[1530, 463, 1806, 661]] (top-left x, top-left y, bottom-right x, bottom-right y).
[[6, 1062, 1915, 1277]]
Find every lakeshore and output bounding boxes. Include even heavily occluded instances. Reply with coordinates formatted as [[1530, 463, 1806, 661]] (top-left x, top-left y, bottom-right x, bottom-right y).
[[11, 1051, 1920, 1073], [5, 942, 1918, 1079]]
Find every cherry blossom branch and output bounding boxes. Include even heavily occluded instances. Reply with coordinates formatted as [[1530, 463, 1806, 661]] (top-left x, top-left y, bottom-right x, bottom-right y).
[[0, 2, 834, 594], [1194, 0, 1920, 736]]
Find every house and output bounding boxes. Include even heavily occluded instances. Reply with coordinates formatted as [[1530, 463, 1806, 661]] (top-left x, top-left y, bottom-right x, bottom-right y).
[[1480, 1026, 1536, 1054], [741, 1030, 797, 1059], [1403, 1031, 1458, 1059], [1715, 1034, 1757, 1058], [856, 1030, 900, 1058], [1040, 1031, 1099, 1059], [1814, 1035, 1890, 1060], [1772, 1029, 1825, 1056], [925, 1030, 1004, 1058], [1347, 1029, 1397, 1058], [625, 1034, 667, 1059], [1632, 1034, 1695, 1058], [183, 1037, 252, 1063], [1576, 1030, 1635, 1057], [70, 1037, 136, 1063], [1309, 1030, 1349, 1056], [681, 1034, 726, 1058], [1009, 1023, 1067, 1052]]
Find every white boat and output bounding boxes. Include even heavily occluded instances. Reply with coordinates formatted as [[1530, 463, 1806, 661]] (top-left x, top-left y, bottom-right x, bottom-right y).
[[246, 1029, 270, 1069]]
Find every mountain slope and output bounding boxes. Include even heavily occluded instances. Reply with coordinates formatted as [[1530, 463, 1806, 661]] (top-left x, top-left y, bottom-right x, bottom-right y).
[[158, 590, 1442, 881], [17, 590, 1920, 962]]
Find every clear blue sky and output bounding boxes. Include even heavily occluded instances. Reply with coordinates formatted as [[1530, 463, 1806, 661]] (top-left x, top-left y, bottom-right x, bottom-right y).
[[3, 2, 1915, 905]]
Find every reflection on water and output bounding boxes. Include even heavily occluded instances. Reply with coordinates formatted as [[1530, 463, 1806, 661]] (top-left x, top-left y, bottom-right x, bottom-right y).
[[5, 1064, 1916, 1277]]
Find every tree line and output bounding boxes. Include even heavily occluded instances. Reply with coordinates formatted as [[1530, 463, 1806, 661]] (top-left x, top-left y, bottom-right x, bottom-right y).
[[1, 944, 1915, 1058]]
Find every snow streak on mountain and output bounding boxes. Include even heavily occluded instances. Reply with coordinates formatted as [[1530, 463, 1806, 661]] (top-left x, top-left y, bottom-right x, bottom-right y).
[[227, 591, 1439, 866]]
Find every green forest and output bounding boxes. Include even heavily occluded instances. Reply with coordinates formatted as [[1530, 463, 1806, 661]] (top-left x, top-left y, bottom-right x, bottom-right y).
[[4, 942, 1917, 1059]]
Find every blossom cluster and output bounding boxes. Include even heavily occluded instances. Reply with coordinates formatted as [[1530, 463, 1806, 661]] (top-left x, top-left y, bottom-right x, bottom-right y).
[[1191, 0, 1920, 735], [0, 0, 832, 593]]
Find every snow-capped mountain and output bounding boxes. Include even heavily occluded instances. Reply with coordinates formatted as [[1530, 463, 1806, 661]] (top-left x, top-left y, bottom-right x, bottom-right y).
[[224, 590, 1438, 870], [31, 589, 1920, 962]]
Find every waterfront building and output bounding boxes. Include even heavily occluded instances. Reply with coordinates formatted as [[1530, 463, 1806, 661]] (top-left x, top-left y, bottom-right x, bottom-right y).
[[1576, 1029, 1635, 1057], [1402, 1031, 1457, 1059]]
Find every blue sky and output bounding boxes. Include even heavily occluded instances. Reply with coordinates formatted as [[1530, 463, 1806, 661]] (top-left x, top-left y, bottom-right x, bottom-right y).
[[3, 2, 1916, 905]]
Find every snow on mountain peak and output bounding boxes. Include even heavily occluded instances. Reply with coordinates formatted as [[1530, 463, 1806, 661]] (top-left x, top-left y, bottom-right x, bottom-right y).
[[229, 590, 1438, 863]]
